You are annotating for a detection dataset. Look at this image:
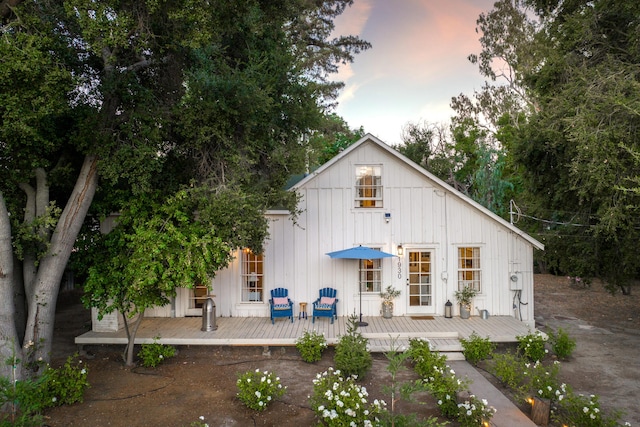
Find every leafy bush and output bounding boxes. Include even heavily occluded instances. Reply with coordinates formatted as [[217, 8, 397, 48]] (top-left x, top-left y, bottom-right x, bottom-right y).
[[138, 338, 177, 368], [407, 338, 468, 419], [295, 329, 328, 363], [554, 392, 626, 427], [0, 375, 46, 427], [0, 354, 89, 427], [236, 369, 285, 411], [309, 367, 385, 426], [39, 354, 90, 406], [525, 360, 563, 401], [488, 351, 527, 391], [460, 332, 495, 366], [406, 338, 447, 379], [516, 330, 548, 362], [334, 314, 372, 379], [380, 340, 447, 427], [548, 328, 576, 360]]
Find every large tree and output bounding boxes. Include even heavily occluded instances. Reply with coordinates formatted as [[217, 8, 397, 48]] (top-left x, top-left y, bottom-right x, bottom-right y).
[[512, 0, 640, 290], [0, 0, 369, 378]]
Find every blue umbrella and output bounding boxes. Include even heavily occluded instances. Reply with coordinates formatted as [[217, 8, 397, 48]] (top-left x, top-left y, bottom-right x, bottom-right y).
[[327, 245, 395, 260], [326, 246, 396, 326]]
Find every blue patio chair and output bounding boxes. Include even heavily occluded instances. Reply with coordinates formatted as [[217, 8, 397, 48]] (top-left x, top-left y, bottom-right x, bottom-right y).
[[312, 287, 338, 324], [269, 288, 294, 324]]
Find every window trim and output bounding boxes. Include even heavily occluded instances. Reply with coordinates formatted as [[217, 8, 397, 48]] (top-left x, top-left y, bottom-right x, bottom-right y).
[[457, 246, 481, 293], [241, 249, 264, 303], [358, 247, 383, 293], [354, 165, 383, 208]]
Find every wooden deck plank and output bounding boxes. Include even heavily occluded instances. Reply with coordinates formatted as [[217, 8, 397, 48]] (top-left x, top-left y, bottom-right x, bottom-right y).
[[75, 315, 530, 353]]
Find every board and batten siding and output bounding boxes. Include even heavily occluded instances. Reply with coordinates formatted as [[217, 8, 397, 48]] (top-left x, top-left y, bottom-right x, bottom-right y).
[[90, 135, 539, 333]]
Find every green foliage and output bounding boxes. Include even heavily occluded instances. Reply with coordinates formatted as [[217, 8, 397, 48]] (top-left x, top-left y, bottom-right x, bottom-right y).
[[0, 354, 89, 426], [406, 338, 447, 379], [486, 348, 631, 426], [488, 351, 527, 391], [40, 354, 90, 407], [138, 339, 177, 368], [407, 338, 468, 419], [453, 285, 478, 308], [516, 330, 548, 362], [0, 375, 45, 427], [456, 395, 496, 427], [309, 367, 385, 426], [548, 328, 577, 360], [459, 332, 495, 366], [524, 360, 563, 401], [333, 315, 372, 379], [236, 369, 285, 412], [553, 392, 626, 427], [295, 330, 328, 363], [380, 339, 446, 427]]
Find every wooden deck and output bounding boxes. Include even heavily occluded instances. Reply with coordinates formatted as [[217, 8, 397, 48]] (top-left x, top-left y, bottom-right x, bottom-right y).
[[76, 315, 532, 359]]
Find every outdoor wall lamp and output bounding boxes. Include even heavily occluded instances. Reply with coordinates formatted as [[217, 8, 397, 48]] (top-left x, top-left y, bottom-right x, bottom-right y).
[[397, 244, 403, 256]]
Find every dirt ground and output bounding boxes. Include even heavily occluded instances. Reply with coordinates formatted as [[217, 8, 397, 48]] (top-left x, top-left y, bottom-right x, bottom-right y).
[[43, 274, 640, 427]]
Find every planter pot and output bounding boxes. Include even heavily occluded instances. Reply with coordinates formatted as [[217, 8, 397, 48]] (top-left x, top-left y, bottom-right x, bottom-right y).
[[459, 304, 471, 319], [382, 302, 394, 319]]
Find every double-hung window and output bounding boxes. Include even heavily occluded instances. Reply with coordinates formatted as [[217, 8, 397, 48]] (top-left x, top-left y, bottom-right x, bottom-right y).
[[241, 250, 263, 302], [355, 165, 382, 208], [458, 247, 481, 292], [359, 249, 383, 292]]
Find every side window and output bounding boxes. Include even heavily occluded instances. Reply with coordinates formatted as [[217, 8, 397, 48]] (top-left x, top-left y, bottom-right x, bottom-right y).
[[458, 247, 481, 292], [355, 165, 382, 208], [242, 250, 263, 302], [359, 250, 382, 292]]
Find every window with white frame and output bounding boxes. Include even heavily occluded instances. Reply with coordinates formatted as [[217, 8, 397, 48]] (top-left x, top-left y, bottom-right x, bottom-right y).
[[359, 250, 383, 292], [355, 165, 382, 208], [242, 249, 263, 302], [458, 247, 481, 292]]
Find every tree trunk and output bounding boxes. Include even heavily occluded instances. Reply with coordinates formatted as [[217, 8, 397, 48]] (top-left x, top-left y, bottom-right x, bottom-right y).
[[22, 155, 98, 368], [126, 312, 145, 367], [0, 192, 21, 380]]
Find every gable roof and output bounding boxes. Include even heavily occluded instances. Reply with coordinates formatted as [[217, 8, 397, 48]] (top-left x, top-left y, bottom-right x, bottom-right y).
[[291, 133, 544, 250]]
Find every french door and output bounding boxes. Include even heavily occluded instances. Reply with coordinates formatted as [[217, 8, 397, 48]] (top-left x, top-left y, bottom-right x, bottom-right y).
[[406, 249, 434, 313]]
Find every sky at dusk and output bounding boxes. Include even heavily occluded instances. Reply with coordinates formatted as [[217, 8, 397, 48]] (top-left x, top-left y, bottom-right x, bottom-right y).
[[331, 0, 497, 145]]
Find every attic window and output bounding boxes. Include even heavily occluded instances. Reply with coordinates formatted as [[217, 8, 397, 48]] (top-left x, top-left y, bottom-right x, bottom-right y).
[[355, 165, 382, 208]]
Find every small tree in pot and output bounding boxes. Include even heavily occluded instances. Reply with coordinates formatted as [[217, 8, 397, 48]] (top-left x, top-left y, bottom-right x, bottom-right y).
[[454, 285, 478, 319], [380, 285, 401, 318]]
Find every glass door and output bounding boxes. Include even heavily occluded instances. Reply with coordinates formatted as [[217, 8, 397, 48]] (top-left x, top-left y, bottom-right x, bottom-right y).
[[407, 250, 434, 313]]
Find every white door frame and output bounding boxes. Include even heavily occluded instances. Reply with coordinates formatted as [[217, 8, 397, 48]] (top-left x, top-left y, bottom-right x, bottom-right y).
[[404, 247, 436, 314]]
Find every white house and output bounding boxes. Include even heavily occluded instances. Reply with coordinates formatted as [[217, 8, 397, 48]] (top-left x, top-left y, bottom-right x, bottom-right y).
[[93, 134, 543, 331]]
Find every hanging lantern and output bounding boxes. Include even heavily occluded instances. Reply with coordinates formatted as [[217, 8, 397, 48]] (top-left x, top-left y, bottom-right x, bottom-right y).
[[445, 300, 453, 318]]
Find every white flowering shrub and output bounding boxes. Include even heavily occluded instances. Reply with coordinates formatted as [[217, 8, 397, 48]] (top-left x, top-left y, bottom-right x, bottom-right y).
[[516, 330, 549, 362], [554, 392, 629, 427], [40, 353, 90, 407], [236, 369, 285, 411], [456, 395, 496, 427], [525, 360, 564, 401], [309, 367, 385, 426]]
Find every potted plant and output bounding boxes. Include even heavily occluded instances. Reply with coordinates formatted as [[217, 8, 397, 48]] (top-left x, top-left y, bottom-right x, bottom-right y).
[[454, 285, 478, 319], [380, 285, 401, 319]]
